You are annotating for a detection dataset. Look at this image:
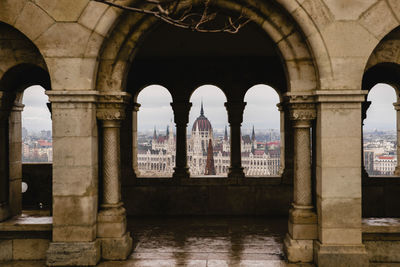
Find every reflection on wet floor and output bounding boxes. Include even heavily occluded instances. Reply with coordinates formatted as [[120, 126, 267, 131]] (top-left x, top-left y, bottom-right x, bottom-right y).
[[107, 216, 295, 266]]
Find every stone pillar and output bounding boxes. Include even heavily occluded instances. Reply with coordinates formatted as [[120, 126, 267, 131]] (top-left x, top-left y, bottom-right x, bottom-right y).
[[96, 93, 132, 260], [171, 102, 192, 179], [132, 103, 141, 177], [224, 102, 246, 179], [8, 101, 24, 218], [277, 103, 285, 176], [313, 90, 368, 267], [46, 91, 101, 266], [284, 102, 317, 263], [0, 91, 10, 221], [393, 102, 400, 176]]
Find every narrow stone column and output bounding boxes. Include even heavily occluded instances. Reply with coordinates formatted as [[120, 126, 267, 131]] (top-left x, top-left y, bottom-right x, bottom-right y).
[[284, 102, 317, 263], [171, 102, 192, 179], [0, 92, 10, 221], [393, 103, 400, 175], [132, 103, 141, 177], [96, 93, 132, 260], [8, 101, 24, 218], [277, 103, 285, 176], [224, 102, 246, 179]]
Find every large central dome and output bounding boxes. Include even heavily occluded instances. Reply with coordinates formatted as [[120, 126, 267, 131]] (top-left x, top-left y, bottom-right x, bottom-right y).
[[192, 102, 212, 132]]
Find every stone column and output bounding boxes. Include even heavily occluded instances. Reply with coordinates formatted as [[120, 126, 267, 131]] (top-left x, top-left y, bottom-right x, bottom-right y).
[[96, 93, 132, 260], [277, 103, 285, 176], [46, 91, 101, 266], [8, 101, 24, 218], [132, 103, 141, 177], [393, 102, 400, 176], [0, 91, 10, 221], [313, 90, 368, 267], [284, 102, 317, 263], [224, 102, 246, 179], [171, 102, 192, 179]]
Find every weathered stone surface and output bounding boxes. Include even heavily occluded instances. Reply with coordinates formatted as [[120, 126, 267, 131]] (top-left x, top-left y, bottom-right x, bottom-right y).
[[78, 1, 108, 30], [100, 232, 132, 260], [14, 2, 54, 41], [0, 240, 12, 261], [365, 240, 400, 262], [13, 239, 49, 260], [53, 224, 97, 242], [46, 240, 100, 266], [0, 0, 27, 25], [359, 0, 398, 39], [33, 0, 89, 22], [284, 235, 313, 262], [46, 57, 97, 90], [314, 241, 368, 267], [53, 195, 97, 226], [36, 23, 91, 57], [323, 0, 377, 20]]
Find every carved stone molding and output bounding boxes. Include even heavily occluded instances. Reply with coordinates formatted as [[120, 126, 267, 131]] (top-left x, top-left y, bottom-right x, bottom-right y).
[[224, 102, 246, 124], [171, 102, 192, 125], [133, 102, 141, 112], [289, 103, 316, 122], [97, 92, 131, 121], [393, 102, 400, 111]]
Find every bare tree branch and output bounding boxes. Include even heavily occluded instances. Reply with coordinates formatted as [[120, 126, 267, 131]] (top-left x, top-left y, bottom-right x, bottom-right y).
[[94, 0, 250, 33]]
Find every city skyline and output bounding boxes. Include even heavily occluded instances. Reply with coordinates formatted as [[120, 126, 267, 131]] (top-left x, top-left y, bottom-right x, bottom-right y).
[[22, 83, 399, 132]]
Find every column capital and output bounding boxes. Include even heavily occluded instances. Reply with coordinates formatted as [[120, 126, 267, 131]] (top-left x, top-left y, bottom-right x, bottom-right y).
[[171, 102, 192, 125], [224, 101, 247, 124], [97, 92, 131, 121], [288, 103, 316, 123], [133, 102, 141, 112], [393, 102, 400, 110], [46, 90, 98, 103]]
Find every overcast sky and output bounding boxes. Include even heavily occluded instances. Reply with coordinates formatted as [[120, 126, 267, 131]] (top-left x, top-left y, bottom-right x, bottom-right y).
[[21, 83, 397, 134]]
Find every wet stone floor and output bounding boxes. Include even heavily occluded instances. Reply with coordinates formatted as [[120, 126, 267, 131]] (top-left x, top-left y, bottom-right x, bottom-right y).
[[100, 216, 309, 267]]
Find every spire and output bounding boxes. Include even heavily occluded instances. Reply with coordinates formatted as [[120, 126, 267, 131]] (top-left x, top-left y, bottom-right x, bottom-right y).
[[251, 125, 256, 141], [200, 100, 204, 116], [204, 139, 216, 175], [224, 125, 228, 141], [166, 125, 170, 137], [153, 126, 157, 140]]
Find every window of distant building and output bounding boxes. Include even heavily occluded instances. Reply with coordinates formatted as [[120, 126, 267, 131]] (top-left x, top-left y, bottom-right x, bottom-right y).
[[363, 83, 397, 176], [242, 85, 281, 177], [188, 85, 228, 177], [21, 86, 52, 163], [136, 85, 175, 178]]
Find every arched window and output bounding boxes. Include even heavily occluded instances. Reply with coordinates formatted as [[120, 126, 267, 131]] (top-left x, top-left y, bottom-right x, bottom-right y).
[[136, 85, 175, 178], [22, 86, 52, 163], [242, 85, 281, 177], [364, 83, 397, 176], [188, 85, 228, 177]]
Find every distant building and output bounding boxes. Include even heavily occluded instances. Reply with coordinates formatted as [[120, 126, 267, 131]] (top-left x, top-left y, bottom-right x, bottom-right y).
[[138, 103, 280, 177]]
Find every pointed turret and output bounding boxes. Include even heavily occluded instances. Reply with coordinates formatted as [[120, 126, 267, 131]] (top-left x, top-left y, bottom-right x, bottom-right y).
[[251, 125, 256, 142], [204, 139, 216, 175], [153, 126, 157, 140], [200, 100, 204, 116], [224, 125, 228, 141], [166, 125, 170, 137]]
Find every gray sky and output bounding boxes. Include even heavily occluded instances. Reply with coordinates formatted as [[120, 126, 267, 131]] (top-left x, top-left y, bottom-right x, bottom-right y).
[[22, 86, 51, 132], [137, 84, 281, 133], [364, 83, 397, 131], [21, 83, 397, 133]]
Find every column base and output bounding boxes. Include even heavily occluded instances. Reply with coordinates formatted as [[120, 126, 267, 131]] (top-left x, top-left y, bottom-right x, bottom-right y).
[[394, 166, 400, 176], [173, 167, 189, 180], [46, 240, 100, 266], [313, 241, 369, 267], [288, 207, 317, 240], [100, 232, 132, 260], [284, 234, 313, 263], [97, 205, 127, 238], [228, 167, 244, 179]]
